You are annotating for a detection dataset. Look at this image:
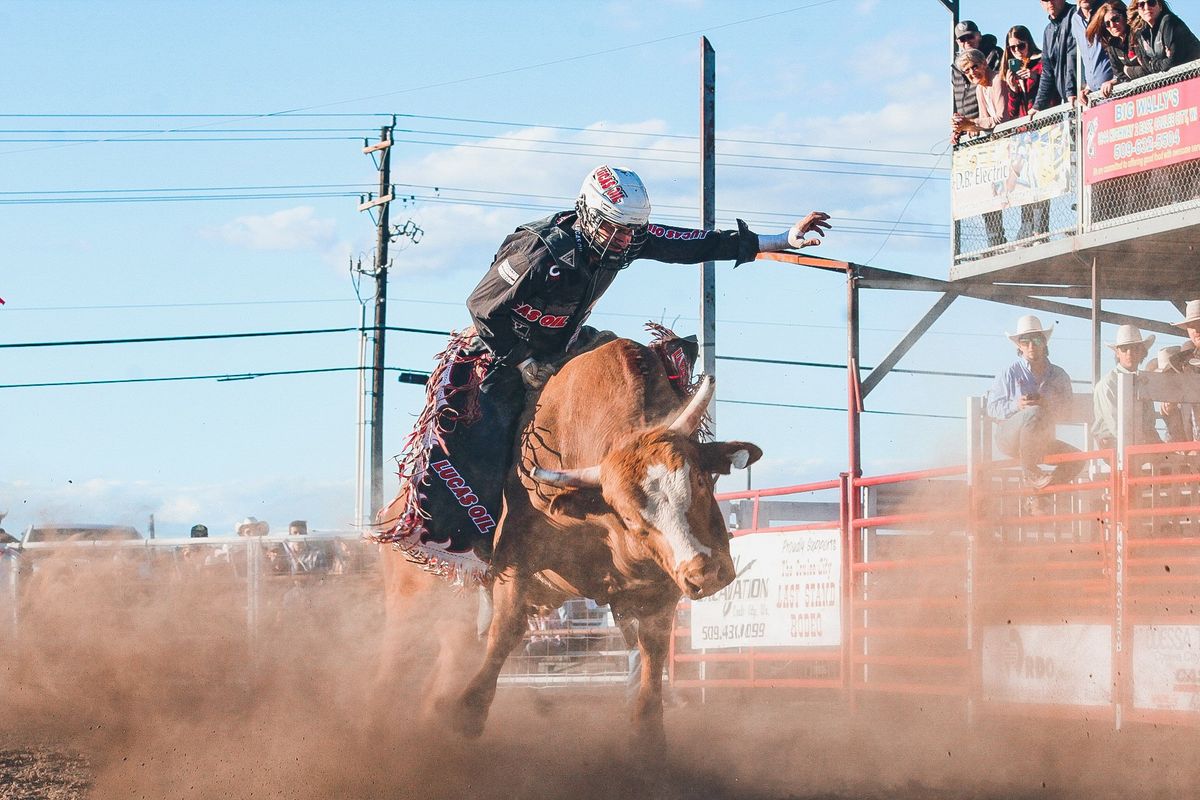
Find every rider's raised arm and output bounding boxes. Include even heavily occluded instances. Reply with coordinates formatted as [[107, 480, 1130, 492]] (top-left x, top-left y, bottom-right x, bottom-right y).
[[638, 212, 832, 266]]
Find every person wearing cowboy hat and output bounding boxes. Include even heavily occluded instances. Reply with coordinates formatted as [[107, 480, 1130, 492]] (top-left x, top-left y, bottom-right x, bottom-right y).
[[1092, 324, 1161, 450], [1150, 345, 1198, 444], [987, 314, 1083, 490], [1158, 300, 1200, 444], [1169, 299, 1200, 368]]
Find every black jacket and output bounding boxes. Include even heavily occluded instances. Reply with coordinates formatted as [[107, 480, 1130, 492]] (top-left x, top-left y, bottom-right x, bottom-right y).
[[951, 34, 1003, 117], [1137, 12, 1200, 73], [467, 212, 758, 366], [1035, 3, 1079, 110]]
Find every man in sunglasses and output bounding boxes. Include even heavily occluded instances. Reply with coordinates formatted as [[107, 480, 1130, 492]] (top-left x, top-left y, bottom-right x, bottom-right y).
[[987, 314, 1083, 496], [951, 20, 1003, 126]]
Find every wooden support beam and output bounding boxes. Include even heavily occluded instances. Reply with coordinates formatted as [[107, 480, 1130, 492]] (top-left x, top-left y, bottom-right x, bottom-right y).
[[861, 293, 958, 398]]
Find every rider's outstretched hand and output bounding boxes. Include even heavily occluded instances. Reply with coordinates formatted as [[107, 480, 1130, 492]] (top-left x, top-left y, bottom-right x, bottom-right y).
[[787, 212, 832, 249]]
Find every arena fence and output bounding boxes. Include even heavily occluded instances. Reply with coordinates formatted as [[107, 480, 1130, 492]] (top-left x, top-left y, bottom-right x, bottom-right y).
[[952, 59, 1200, 263], [672, 372, 1200, 730]]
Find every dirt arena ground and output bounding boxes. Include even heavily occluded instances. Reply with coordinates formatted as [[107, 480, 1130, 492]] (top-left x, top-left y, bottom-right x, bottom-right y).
[[2, 550, 1197, 800]]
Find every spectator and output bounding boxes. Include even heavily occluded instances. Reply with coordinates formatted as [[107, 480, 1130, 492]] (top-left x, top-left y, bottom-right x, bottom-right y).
[[285, 519, 328, 573], [998, 26, 1052, 242], [1092, 325, 1160, 448], [953, 50, 1012, 136], [189, 523, 209, 538], [1002, 25, 1046, 116], [1087, 1, 1146, 95], [1135, 0, 1200, 73], [952, 48, 1010, 250], [987, 314, 1084, 497], [953, 21, 1004, 121], [236, 516, 269, 537], [1161, 300, 1200, 443], [951, 22, 1005, 256], [1074, 0, 1116, 101], [1034, 0, 1081, 112]]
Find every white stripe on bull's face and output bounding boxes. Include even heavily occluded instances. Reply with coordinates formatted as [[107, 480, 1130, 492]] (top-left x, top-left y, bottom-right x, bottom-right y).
[[639, 463, 712, 571]]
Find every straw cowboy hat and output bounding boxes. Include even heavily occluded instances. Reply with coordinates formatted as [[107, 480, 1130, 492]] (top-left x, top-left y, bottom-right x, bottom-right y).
[[1149, 345, 1182, 373], [1174, 299, 1200, 328], [1006, 314, 1055, 344], [1105, 324, 1155, 351]]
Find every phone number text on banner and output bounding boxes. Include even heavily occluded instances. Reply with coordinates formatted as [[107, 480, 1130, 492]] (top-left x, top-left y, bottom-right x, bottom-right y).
[[951, 120, 1072, 220], [689, 529, 842, 649], [1084, 77, 1200, 184]]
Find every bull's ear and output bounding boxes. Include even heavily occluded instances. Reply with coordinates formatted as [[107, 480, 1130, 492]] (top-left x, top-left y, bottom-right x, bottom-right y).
[[548, 487, 610, 520], [698, 441, 763, 475]]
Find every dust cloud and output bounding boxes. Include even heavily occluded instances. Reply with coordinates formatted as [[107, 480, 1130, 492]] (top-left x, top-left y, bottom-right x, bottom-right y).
[[0, 538, 1195, 800]]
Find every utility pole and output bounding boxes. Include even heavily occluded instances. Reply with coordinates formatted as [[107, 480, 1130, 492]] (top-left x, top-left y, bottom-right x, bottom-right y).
[[699, 36, 717, 431], [359, 122, 395, 519]]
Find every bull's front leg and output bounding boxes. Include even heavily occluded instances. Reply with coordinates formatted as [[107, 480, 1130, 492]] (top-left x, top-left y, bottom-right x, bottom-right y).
[[443, 566, 529, 738], [631, 602, 675, 753]]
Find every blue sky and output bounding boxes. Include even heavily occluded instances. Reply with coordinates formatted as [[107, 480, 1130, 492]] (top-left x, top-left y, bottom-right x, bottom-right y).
[[2, 0, 1192, 537]]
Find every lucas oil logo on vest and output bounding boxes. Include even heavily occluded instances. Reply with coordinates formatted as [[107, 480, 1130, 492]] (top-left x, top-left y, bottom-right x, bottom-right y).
[[513, 302, 568, 328], [431, 459, 496, 534]]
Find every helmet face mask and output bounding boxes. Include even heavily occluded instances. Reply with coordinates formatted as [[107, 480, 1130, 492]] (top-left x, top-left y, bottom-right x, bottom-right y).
[[575, 165, 651, 268]]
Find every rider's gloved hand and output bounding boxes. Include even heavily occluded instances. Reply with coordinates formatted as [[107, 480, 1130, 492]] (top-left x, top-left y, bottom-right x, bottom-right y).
[[518, 357, 556, 390], [756, 211, 833, 251]]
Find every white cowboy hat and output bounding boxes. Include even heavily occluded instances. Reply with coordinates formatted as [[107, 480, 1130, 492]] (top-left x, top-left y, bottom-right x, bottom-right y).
[[1151, 345, 1182, 373], [1006, 314, 1054, 344], [1105, 324, 1155, 351], [1174, 299, 1200, 328]]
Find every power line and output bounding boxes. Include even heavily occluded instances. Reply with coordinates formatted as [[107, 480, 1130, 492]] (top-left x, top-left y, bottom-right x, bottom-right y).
[[0, 111, 942, 160], [718, 398, 964, 420], [0, 366, 372, 389], [0, 364, 967, 421], [0, 325, 446, 350]]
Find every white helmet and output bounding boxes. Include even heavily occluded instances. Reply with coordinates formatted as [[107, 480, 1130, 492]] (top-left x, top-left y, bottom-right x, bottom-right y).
[[575, 165, 651, 268]]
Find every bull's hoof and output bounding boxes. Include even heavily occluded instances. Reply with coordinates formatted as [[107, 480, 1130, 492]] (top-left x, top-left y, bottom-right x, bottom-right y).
[[433, 694, 489, 739], [631, 720, 667, 759]]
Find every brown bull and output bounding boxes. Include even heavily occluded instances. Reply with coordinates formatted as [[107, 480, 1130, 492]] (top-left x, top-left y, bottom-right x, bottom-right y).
[[432, 338, 761, 748]]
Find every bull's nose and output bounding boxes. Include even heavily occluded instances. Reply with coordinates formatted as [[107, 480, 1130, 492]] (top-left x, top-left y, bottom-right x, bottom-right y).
[[677, 555, 734, 599]]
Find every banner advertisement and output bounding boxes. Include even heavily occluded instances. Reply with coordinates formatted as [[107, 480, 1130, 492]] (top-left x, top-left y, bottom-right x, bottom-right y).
[[1132, 625, 1200, 712], [1083, 77, 1200, 184], [689, 529, 841, 650], [981, 624, 1112, 707], [951, 119, 1072, 219]]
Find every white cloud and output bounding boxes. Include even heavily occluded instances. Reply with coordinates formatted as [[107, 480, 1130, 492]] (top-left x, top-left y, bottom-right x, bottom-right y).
[[204, 205, 362, 271], [210, 206, 335, 251]]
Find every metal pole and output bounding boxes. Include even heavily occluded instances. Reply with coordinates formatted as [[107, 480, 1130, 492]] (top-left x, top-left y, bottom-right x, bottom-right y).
[[1092, 257, 1103, 388], [370, 125, 393, 518], [700, 37, 717, 430], [355, 302, 368, 529], [847, 270, 862, 481]]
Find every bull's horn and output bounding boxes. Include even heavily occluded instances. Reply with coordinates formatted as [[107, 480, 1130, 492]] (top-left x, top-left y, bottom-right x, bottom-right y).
[[532, 465, 603, 488], [668, 374, 715, 434]]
